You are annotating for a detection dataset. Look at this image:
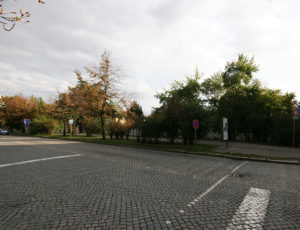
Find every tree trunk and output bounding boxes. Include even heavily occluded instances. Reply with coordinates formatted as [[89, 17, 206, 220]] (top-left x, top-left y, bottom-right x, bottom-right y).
[[100, 112, 105, 139], [170, 137, 174, 144], [63, 123, 66, 136]]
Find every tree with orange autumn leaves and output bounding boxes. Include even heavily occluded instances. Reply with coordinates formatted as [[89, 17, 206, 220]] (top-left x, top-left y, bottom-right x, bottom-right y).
[[0, 95, 41, 132], [0, 50, 137, 137], [52, 50, 128, 137]]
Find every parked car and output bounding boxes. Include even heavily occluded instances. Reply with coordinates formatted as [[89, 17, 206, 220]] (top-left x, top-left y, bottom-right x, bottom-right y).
[[0, 128, 9, 135]]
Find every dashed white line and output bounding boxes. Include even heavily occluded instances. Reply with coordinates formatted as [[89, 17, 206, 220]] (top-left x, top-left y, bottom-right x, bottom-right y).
[[166, 161, 248, 224], [226, 187, 270, 230], [0, 154, 82, 168], [192, 161, 248, 204]]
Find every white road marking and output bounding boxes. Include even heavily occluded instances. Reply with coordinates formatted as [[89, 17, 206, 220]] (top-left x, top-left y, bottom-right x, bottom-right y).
[[167, 161, 248, 225], [226, 187, 270, 230], [0, 154, 82, 168], [195, 161, 248, 201]]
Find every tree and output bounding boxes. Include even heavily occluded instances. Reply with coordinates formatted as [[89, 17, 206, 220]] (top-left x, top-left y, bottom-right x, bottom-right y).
[[200, 71, 224, 108], [126, 101, 143, 140], [1, 95, 38, 132], [68, 70, 103, 136], [156, 73, 209, 144], [52, 93, 73, 136], [85, 50, 126, 139], [0, 94, 6, 126], [222, 54, 259, 88], [0, 0, 45, 31]]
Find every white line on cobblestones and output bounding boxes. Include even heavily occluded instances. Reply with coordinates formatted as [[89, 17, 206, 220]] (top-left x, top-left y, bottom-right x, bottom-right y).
[[0, 154, 82, 168], [165, 161, 248, 224], [226, 187, 270, 230], [191, 161, 248, 204]]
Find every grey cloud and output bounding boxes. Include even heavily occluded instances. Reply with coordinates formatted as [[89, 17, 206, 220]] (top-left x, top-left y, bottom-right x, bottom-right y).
[[0, 0, 300, 110]]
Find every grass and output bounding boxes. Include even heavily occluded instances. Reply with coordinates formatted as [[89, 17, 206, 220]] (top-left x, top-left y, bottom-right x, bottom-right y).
[[29, 134, 299, 163], [35, 134, 216, 152]]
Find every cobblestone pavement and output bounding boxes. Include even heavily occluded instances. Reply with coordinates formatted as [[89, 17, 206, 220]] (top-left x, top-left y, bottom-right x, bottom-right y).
[[0, 136, 299, 229]]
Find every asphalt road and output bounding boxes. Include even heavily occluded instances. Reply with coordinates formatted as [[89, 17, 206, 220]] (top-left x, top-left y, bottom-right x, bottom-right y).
[[0, 136, 299, 230]]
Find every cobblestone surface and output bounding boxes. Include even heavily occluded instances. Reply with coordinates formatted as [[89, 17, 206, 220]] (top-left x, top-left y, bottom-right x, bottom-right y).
[[0, 136, 299, 229]]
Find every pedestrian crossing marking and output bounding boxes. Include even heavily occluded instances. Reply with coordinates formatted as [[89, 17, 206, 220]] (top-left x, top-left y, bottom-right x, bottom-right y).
[[226, 187, 270, 230]]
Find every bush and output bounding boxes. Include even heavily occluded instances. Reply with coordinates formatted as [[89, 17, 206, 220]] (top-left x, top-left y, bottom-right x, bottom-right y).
[[30, 115, 56, 134], [83, 117, 100, 137], [108, 119, 125, 139]]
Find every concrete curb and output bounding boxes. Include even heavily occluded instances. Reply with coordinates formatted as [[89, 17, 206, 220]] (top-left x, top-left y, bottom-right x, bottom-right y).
[[97, 143, 300, 165], [34, 136, 300, 165]]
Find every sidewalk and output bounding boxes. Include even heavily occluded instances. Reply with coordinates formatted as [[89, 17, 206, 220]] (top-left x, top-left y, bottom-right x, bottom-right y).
[[198, 140, 300, 161]]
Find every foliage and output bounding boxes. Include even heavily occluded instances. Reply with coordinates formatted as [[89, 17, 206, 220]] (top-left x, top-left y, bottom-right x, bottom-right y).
[[30, 114, 56, 134], [141, 112, 164, 144], [200, 71, 224, 108], [107, 119, 125, 139], [82, 117, 100, 137], [84, 50, 127, 139], [1, 52, 299, 147], [216, 54, 297, 145], [155, 74, 209, 144], [1, 95, 37, 132], [52, 93, 73, 136], [0, 0, 45, 31], [222, 54, 259, 88]]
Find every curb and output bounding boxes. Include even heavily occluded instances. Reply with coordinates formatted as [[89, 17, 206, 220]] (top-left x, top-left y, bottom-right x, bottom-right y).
[[34, 136, 300, 165]]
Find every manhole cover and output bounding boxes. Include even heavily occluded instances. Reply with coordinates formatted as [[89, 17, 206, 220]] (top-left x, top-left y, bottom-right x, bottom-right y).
[[232, 173, 254, 179]]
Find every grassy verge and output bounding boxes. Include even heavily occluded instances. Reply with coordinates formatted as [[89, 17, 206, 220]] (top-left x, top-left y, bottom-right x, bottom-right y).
[[30, 134, 299, 163], [35, 134, 216, 152]]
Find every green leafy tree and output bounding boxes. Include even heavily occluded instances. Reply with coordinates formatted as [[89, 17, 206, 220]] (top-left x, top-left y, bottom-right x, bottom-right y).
[[222, 54, 259, 88], [156, 73, 209, 144]]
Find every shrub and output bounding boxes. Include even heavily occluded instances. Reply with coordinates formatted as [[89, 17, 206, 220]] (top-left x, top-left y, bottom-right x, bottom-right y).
[[83, 117, 100, 137], [30, 115, 56, 134]]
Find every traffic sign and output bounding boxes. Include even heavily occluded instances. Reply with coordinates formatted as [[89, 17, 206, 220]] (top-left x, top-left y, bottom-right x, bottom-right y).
[[24, 119, 30, 127], [298, 106, 300, 119], [193, 120, 199, 129], [69, 119, 74, 125], [293, 110, 298, 120]]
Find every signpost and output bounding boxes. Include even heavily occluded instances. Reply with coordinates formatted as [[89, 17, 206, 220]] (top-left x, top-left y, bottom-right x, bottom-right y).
[[223, 117, 228, 148], [193, 119, 199, 144], [69, 119, 74, 136], [292, 108, 298, 147], [24, 119, 30, 135], [24, 119, 30, 127]]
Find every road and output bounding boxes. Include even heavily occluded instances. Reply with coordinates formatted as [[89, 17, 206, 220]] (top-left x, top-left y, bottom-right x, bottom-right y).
[[0, 136, 299, 229]]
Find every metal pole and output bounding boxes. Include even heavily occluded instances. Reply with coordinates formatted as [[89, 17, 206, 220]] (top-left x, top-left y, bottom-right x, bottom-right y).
[[195, 129, 197, 145], [70, 124, 73, 137], [293, 118, 295, 147]]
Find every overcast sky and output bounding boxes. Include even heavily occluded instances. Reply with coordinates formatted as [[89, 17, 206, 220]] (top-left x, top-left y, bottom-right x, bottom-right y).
[[1, 0, 300, 114]]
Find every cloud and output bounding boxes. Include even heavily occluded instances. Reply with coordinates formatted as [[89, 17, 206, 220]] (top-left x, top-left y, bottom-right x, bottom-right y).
[[0, 0, 300, 112]]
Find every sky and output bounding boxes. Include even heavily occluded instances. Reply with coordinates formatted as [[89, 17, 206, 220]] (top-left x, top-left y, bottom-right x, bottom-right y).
[[1, 0, 300, 114]]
